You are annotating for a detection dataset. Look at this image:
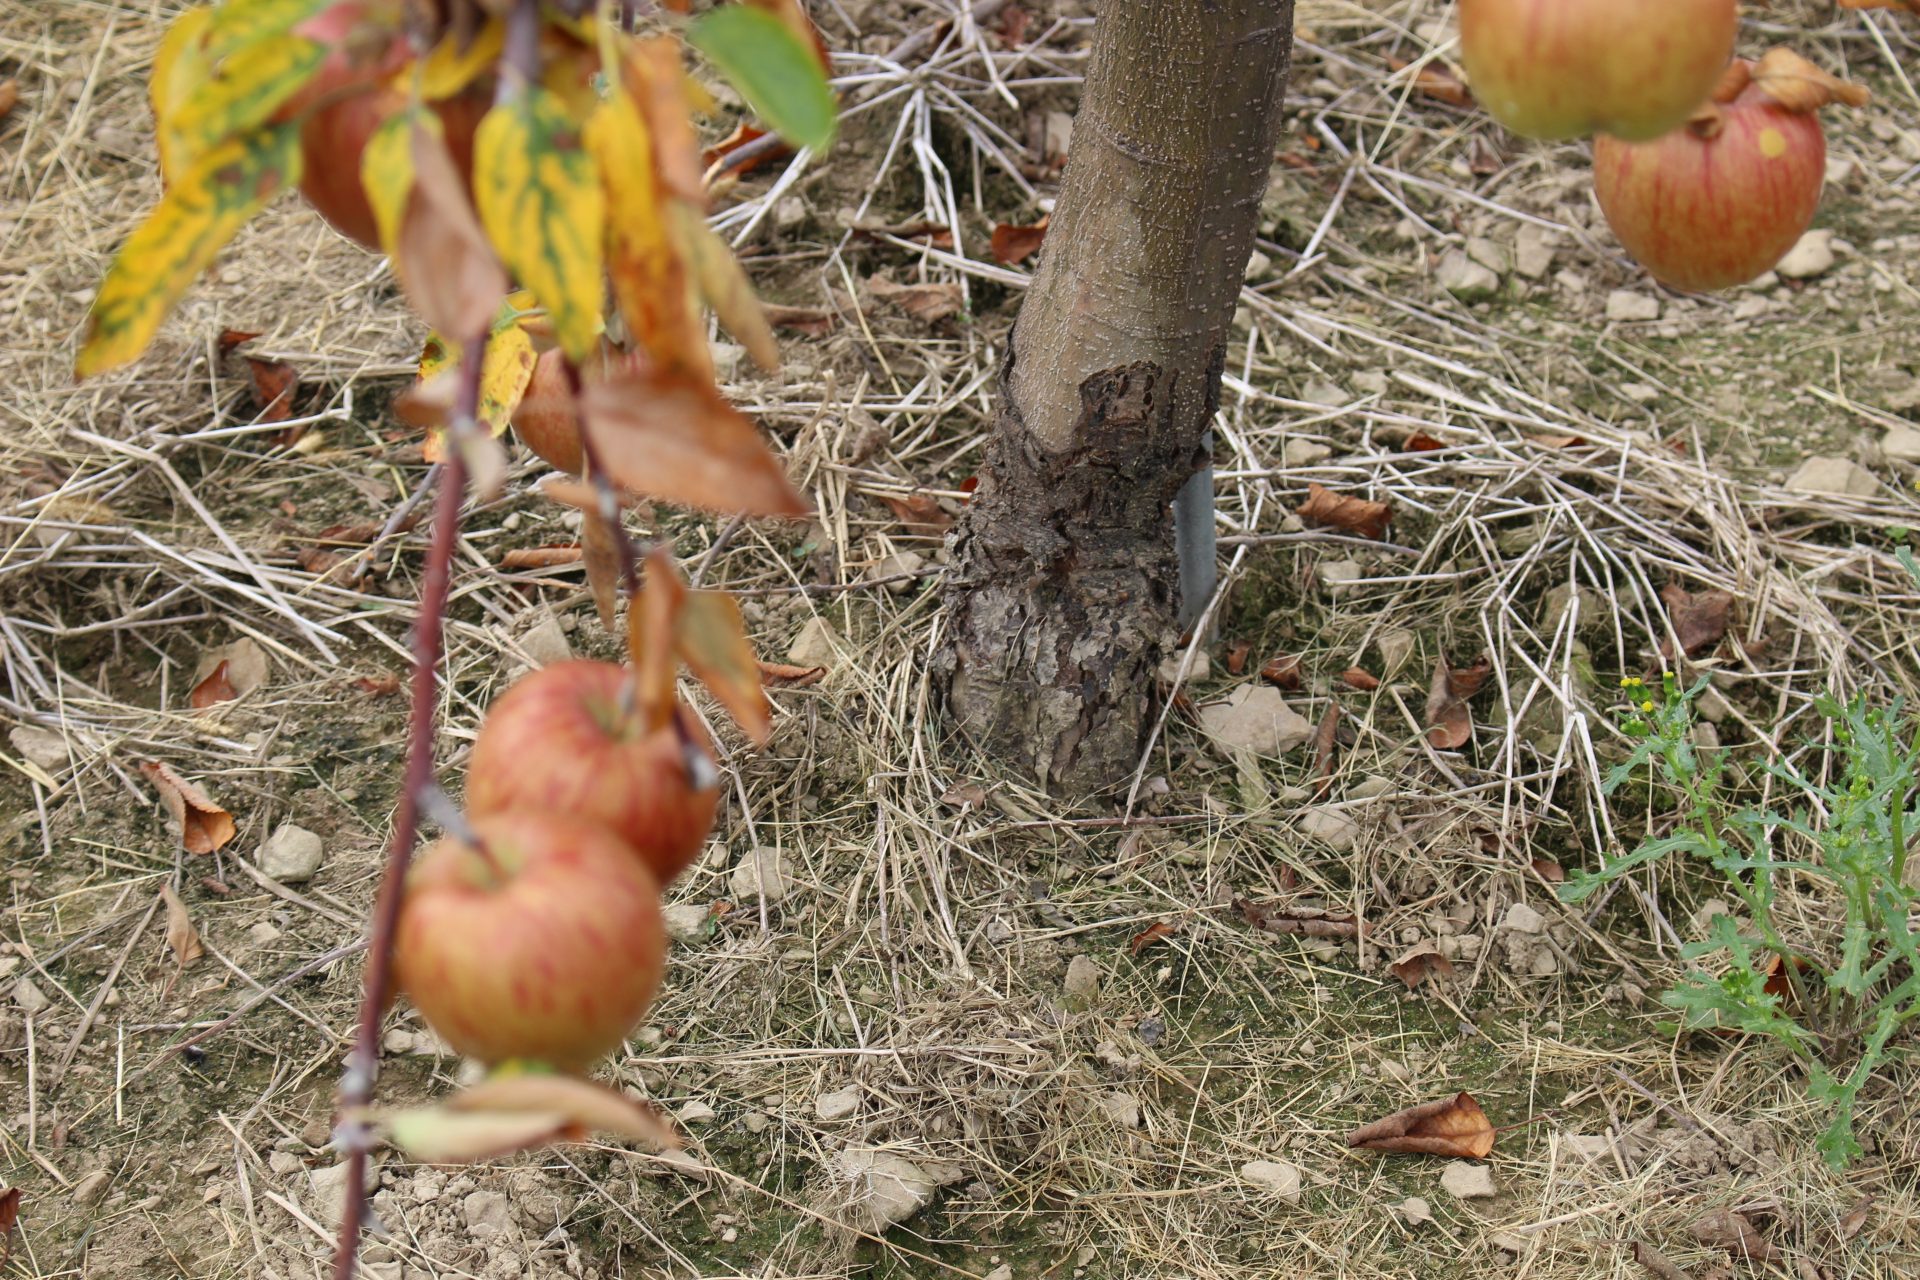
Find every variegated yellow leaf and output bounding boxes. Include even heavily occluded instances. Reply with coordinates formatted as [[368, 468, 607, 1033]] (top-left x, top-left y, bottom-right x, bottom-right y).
[[474, 85, 605, 363], [416, 303, 540, 462], [170, 36, 327, 168], [416, 18, 503, 100], [77, 123, 304, 378], [203, 0, 335, 59], [360, 107, 427, 258], [670, 202, 779, 374], [152, 6, 215, 185], [584, 90, 708, 380]]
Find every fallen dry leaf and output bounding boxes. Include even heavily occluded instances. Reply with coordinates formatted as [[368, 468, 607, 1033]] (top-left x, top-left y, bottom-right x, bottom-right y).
[[1404, 432, 1447, 452], [352, 673, 403, 697], [1839, 0, 1920, 11], [1837, 1195, 1873, 1240], [1259, 654, 1303, 691], [1340, 666, 1381, 691], [990, 215, 1049, 265], [1346, 1092, 1495, 1159], [1659, 584, 1734, 661], [1387, 55, 1473, 108], [878, 491, 953, 535], [0, 79, 18, 123], [1298, 482, 1391, 540], [756, 660, 826, 686], [1225, 641, 1251, 676], [1688, 1208, 1775, 1263], [1236, 897, 1366, 939], [762, 303, 837, 336], [498, 545, 585, 571], [939, 783, 988, 808], [160, 884, 204, 968], [1310, 702, 1341, 799], [867, 273, 964, 323], [1424, 655, 1491, 750], [1530, 858, 1566, 883], [1128, 921, 1179, 957], [1389, 944, 1454, 991], [245, 355, 298, 425], [189, 638, 267, 708], [217, 328, 260, 354], [140, 761, 236, 855], [852, 220, 954, 250], [0, 1184, 16, 1265]]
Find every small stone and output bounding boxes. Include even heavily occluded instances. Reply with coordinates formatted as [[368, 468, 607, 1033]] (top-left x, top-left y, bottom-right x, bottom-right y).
[[1554, 268, 1589, 296], [828, 1148, 935, 1231], [663, 903, 712, 944], [1376, 628, 1416, 677], [1785, 456, 1879, 498], [985, 1266, 1014, 1280], [787, 616, 841, 668], [380, 1028, 416, 1055], [1435, 249, 1499, 300], [1296, 806, 1359, 851], [730, 847, 795, 903], [1465, 236, 1509, 275], [815, 1088, 861, 1121], [1774, 229, 1836, 280], [1825, 155, 1857, 185], [1156, 648, 1211, 686], [1317, 558, 1365, 596], [1300, 378, 1347, 408], [742, 1110, 770, 1134], [247, 921, 282, 948], [676, 1100, 717, 1125], [1746, 271, 1780, 293], [12, 978, 48, 1013], [1440, 1161, 1496, 1199], [1198, 684, 1315, 757], [1399, 1195, 1433, 1225], [1348, 775, 1393, 800], [71, 1170, 111, 1206], [1605, 290, 1661, 323], [462, 1189, 514, 1236], [774, 195, 809, 229], [1565, 1134, 1611, 1160], [9, 726, 67, 773], [1503, 903, 1546, 934], [1512, 226, 1557, 280], [870, 550, 926, 592], [1239, 1159, 1302, 1203], [1063, 955, 1103, 1001], [268, 1150, 305, 1176], [309, 1160, 376, 1222], [1100, 1092, 1142, 1128], [1282, 437, 1332, 467], [1042, 110, 1073, 163], [259, 823, 325, 883], [516, 608, 573, 667], [1244, 249, 1274, 280], [1881, 424, 1920, 464]]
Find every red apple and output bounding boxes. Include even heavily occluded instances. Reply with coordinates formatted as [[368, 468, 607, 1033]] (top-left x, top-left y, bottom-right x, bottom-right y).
[[1458, 0, 1736, 141], [1593, 52, 1866, 292], [393, 811, 667, 1071], [467, 661, 720, 884]]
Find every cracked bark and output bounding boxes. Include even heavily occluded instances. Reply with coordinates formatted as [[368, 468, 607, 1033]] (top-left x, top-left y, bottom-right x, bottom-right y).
[[939, 0, 1294, 794]]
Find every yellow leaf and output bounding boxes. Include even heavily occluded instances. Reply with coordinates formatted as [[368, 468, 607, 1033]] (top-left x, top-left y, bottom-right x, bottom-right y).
[[671, 202, 779, 374], [169, 34, 326, 156], [77, 123, 303, 378], [203, 0, 335, 59], [415, 18, 504, 100], [473, 84, 605, 363], [152, 7, 215, 186], [416, 304, 538, 461], [359, 108, 422, 258], [584, 90, 708, 380]]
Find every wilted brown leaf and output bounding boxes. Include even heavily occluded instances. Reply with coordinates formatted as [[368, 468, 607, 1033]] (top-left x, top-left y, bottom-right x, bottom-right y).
[[245, 356, 298, 426], [1128, 920, 1179, 957], [190, 661, 237, 710], [1310, 702, 1341, 799], [939, 782, 988, 808], [189, 638, 267, 709], [160, 884, 204, 968], [217, 328, 260, 354], [990, 215, 1049, 265], [581, 370, 810, 518], [867, 273, 964, 323], [762, 303, 836, 336], [1839, 0, 1920, 11], [1424, 655, 1491, 750], [1346, 1092, 1495, 1159], [757, 659, 826, 686], [1750, 47, 1871, 111], [499, 545, 585, 570], [1225, 641, 1251, 676], [677, 590, 773, 746], [139, 761, 236, 855], [1404, 432, 1447, 452], [1659, 584, 1734, 661], [395, 120, 508, 340], [878, 491, 952, 535], [1838, 1195, 1873, 1241], [1298, 483, 1391, 540], [581, 514, 623, 633], [1688, 1208, 1776, 1262], [1340, 666, 1381, 691], [1236, 897, 1366, 939], [1389, 944, 1454, 990], [1530, 858, 1566, 883], [353, 673, 403, 697], [1259, 654, 1303, 690], [1387, 55, 1473, 108], [0, 79, 19, 123]]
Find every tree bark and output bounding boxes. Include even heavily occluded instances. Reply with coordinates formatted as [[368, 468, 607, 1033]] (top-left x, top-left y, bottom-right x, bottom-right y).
[[939, 0, 1294, 794]]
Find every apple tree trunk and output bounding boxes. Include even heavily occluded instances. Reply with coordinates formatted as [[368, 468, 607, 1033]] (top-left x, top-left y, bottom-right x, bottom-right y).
[[938, 0, 1294, 794]]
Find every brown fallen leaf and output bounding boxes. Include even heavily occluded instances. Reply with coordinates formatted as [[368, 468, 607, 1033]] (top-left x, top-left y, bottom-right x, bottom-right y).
[[1837, 1195, 1873, 1241], [1688, 1208, 1775, 1263], [1298, 482, 1391, 540], [1530, 858, 1566, 883], [939, 783, 988, 808], [1404, 432, 1447, 452], [0, 79, 19, 123], [0, 1184, 16, 1265], [867, 273, 964, 323], [1387, 55, 1473, 108], [1389, 944, 1454, 991], [246, 355, 299, 426], [1128, 920, 1179, 957], [190, 661, 237, 710], [701, 122, 788, 176], [189, 638, 267, 709], [852, 220, 954, 249], [762, 303, 837, 336], [1659, 584, 1734, 661], [1259, 653, 1303, 691], [1424, 655, 1491, 750], [1346, 1092, 1495, 1159], [756, 660, 826, 686], [498, 545, 585, 571], [1310, 701, 1341, 799], [1629, 1241, 1694, 1280], [139, 761, 236, 855], [990, 215, 1049, 265], [1236, 897, 1367, 939], [160, 884, 204, 968], [352, 674, 403, 697], [1225, 640, 1251, 676], [878, 491, 953, 535], [217, 328, 260, 354], [1340, 666, 1381, 691]]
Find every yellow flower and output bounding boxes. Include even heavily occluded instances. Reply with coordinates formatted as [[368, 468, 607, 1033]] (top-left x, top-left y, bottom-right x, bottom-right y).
[[1641, 700, 1655, 713]]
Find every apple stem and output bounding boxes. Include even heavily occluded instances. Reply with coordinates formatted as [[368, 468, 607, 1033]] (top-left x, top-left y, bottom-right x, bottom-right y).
[[329, 324, 489, 1280]]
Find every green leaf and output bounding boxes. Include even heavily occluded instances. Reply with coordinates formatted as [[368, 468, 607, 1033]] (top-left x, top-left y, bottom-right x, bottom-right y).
[[686, 5, 836, 153], [169, 35, 327, 162], [77, 122, 303, 378]]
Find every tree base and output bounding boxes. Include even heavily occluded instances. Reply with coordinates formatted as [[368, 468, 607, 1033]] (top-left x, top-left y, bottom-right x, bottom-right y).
[[938, 354, 1213, 794]]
